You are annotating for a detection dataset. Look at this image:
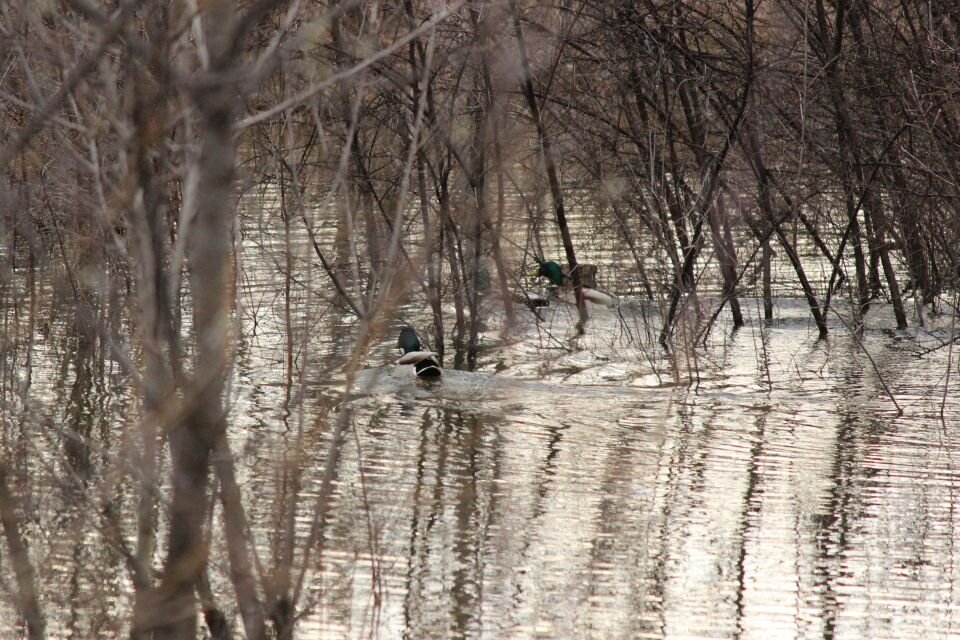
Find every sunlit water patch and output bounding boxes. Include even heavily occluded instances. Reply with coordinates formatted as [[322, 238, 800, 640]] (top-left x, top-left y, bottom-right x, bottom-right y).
[[240, 299, 960, 639], [15, 292, 960, 639]]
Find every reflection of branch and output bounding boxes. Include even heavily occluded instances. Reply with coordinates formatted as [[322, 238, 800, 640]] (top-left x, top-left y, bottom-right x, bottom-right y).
[[829, 308, 903, 417]]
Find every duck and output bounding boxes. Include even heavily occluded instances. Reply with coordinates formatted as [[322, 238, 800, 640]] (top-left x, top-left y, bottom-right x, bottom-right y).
[[534, 259, 618, 307], [396, 327, 442, 377]]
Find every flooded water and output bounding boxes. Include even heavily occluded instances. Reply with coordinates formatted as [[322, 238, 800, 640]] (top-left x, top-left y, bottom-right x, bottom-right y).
[[5, 201, 960, 639], [286, 300, 960, 640]]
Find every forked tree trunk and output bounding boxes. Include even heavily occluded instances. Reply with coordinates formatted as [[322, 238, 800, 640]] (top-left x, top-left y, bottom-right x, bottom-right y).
[[148, 2, 265, 638], [709, 194, 744, 328], [126, 9, 175, 631], [743, 123, 829, 338]]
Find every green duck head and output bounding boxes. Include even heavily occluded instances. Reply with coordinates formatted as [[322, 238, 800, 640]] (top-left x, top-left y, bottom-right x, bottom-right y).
[[536, 260, 566, 287], [397, 327, 422, 354]]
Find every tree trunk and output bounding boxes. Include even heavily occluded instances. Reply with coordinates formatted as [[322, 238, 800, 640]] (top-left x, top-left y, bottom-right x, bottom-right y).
[[709, 194, 744, 328], [0, 464, 44, 640], [151, 2, 248, 637], [743, 123, 829, 338]]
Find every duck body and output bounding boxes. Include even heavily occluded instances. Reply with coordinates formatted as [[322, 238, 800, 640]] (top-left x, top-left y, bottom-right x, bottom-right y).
[[537, 260, 566, 287], [534, 260, 618, 307], [580, 287, 618, 307], [397, 327, 442, 377]]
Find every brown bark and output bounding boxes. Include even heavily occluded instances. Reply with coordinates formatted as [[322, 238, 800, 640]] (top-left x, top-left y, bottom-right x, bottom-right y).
[[709, 194, 744, 327], [742, 123, 829, 338], [0, 464, 44, 640], [148, 2, 268, 637]]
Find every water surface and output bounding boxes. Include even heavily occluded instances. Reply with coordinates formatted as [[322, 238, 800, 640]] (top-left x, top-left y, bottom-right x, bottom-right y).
[[4, 206, 960, 639]]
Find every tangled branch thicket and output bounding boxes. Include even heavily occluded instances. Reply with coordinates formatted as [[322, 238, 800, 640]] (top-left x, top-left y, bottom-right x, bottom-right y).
[[1, 0, 959, 636]]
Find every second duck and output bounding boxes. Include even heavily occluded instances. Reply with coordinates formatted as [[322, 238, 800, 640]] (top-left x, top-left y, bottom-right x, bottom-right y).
[[535, 259, 618, 307], [397, 327, 442, 378]]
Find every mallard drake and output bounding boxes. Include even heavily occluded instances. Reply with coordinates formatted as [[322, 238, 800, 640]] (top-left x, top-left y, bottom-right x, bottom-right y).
[[536, 260, 566, 287], [397, 327, 442, 377], [534, 260, 618, 307]]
